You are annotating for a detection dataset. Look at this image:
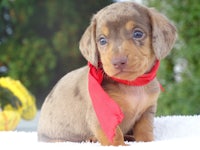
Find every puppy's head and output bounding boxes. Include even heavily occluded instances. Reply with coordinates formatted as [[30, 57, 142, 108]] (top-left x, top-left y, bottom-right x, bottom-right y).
[[79, 2, 177, 81]]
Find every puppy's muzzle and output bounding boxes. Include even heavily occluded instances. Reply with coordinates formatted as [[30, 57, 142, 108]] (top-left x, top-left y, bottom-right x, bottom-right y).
[[112, 56, 128, 70]]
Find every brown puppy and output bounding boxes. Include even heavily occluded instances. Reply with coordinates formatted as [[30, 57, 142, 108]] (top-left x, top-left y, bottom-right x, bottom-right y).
[[37, 2, 177, 146]]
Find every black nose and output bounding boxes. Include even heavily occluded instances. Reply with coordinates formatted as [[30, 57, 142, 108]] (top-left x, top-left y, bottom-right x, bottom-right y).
[[112, 56, 127, 70]]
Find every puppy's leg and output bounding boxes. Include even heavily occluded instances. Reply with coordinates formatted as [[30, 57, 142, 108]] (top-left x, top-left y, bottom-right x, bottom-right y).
[[93, 125, 125, 146], [133, 106, 156, 142], [112, 126, 126, 146]]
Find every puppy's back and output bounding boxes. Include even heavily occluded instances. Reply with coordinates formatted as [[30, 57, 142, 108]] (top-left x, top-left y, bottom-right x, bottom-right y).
[[37, 66, 93, 142]]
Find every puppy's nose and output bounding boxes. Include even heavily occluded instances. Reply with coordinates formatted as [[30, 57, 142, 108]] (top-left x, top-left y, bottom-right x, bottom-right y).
[[112, 56, 127, 70]]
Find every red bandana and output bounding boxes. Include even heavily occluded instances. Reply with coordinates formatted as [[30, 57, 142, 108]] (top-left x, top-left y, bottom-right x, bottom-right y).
[[88, 60, 160, 143]]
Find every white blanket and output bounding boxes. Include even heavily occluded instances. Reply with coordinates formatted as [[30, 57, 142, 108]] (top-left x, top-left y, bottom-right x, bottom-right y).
[[0, 114, 200, 150]]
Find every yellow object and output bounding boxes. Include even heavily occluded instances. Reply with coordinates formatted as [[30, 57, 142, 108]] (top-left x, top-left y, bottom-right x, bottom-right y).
[[0, 110, 21, 131], [0, 77, 37, 130]]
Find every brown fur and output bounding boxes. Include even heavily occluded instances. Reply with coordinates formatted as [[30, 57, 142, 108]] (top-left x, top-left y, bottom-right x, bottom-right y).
[[37, 2, 177, 146]]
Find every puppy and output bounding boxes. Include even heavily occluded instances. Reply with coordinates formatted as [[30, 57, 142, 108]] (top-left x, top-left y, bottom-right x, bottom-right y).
[[37, 2, 177, 146]]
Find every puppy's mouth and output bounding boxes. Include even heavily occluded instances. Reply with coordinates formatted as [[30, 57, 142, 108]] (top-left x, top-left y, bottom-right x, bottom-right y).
[[109, 69, 140, 81], [113, 70, 134, 76]]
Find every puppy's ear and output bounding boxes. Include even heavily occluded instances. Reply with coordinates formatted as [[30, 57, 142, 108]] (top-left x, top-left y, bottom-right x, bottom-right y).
[[79, 17, 98, 67], [148, 8, 177, 59]]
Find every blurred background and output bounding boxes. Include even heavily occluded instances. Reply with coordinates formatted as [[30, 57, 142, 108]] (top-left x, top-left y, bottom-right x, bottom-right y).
[[0, 0, 199, 116]]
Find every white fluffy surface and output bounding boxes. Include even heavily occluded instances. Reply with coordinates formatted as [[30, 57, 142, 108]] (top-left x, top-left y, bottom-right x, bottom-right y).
[[0, 114, 200, 150]]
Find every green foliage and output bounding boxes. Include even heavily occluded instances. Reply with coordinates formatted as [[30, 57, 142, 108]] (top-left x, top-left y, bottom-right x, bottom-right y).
[[0, 0, 112, 106], [144, 0, 200, 115], [0, 0, 56, 94], [45, 0, 114, 72], [0, 37, 56, 91]]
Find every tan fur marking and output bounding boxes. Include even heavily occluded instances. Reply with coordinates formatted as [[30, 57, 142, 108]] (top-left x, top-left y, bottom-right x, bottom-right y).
[[125, 21, 135, 31], [101, 25, 109, 36]]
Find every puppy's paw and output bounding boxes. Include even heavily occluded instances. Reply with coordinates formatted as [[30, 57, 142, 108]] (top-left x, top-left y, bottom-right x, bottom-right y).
[[124, 135, 135, 142]]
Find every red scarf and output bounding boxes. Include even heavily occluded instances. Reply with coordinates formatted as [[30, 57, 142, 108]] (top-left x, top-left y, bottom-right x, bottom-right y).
[[88, 60, 160, 143]]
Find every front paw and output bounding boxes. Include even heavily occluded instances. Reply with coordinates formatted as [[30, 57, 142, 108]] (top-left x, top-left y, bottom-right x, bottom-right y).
[[124, 135, 135, 142], [94, 126, 126, 146]]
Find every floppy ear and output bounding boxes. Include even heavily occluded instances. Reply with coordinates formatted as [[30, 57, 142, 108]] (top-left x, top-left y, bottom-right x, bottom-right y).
[[79, 17, 98, 67], [148, 8, 177, 59]]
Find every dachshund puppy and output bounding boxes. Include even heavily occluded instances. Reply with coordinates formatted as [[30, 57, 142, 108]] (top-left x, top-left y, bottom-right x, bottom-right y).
[[37, 2, 177, 146]]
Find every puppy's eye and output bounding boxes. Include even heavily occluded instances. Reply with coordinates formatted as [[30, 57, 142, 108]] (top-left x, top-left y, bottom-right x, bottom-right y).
[[133, 29, 144, 40], [99, 37, 107, 45]]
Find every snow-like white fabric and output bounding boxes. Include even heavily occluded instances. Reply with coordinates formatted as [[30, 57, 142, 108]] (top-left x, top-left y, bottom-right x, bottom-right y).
[[0, 113, 199, 150]]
